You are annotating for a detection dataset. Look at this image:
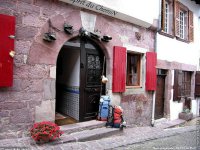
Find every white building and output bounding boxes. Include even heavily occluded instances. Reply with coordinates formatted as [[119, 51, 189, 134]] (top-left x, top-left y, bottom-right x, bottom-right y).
[[156, 0, 200, 121]]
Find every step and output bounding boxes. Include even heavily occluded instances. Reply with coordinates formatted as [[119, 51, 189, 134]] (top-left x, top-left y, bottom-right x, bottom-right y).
[[59, 120, 106, 134], [155, 119, 186, 129], [52, 127, 122, 145]]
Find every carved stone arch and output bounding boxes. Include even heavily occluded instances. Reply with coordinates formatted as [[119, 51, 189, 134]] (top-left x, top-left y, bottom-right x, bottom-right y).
[[28, 14, 81, 65]]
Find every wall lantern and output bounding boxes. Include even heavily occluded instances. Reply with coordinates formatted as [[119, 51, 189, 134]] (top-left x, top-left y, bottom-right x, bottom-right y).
[[79, 27, 90, 37], [101, 35, 112, 42], [64, 23, 74, 34], [43, 19, 56, 42]]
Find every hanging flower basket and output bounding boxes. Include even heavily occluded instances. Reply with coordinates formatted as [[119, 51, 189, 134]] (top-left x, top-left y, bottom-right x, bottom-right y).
[[30, 121, 63, 143]]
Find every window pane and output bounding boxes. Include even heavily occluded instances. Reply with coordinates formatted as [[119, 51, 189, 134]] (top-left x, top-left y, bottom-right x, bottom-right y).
[[164, 2, 169, 33], [179, 10, 185, 39], [126, 53, 141, 86], [178, 71, 191, 97]]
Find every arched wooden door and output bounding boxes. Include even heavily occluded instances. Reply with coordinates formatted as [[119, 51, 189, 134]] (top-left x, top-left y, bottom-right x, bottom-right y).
[[79, 39, 105, 121]]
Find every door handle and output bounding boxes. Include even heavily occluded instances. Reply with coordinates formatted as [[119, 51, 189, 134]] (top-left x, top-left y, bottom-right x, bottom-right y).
[[9, 51, 15, 58]]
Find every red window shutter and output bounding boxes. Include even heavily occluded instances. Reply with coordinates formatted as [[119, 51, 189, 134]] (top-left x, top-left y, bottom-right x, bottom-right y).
[[188, 10, 194, 42], [195, 71, 200, 97], [112, 46, 126, 93], [174, 0, 180, 37], [0, 14, 15, 87], [146, 52, 157, 91]]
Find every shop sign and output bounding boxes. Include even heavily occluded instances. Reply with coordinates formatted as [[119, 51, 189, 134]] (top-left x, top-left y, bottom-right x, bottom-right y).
[[60, 0, 118, 17]]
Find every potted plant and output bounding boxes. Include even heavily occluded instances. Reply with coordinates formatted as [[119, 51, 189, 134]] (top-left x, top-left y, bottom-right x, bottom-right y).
[[30, 121, 63, 143]]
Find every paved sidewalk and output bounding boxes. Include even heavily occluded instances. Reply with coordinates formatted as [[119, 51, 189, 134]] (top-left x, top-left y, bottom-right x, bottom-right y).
[[0, 126, 200, 150], [0, 124, 199, 150]]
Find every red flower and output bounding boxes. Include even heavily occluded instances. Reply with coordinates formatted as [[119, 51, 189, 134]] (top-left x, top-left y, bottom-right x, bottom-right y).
[[30, 121, 63, 142]]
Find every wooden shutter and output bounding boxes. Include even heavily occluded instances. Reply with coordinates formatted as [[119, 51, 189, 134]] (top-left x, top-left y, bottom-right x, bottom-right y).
[[146, 52, 157, 91], [112, 46, 126, 93], [195, 71, 200, 97], [174, 0, 180, 37], [161, 0, 166, 31], [173, 70, 179, 101], [188, 10, 194, 42], [0, 14, 15, 87]]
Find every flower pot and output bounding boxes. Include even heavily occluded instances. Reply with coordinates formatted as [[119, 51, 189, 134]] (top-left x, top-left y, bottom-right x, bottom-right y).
[[36, 135, 50, 144], [179, 112, 193, 121]]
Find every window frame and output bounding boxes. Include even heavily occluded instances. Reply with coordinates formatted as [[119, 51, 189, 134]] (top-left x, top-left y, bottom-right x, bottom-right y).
[[160, 0, 194, 43], [173, 70, 192, 101], [179, 10, 185, 39], [164, 1, 169, 33], [160, 0, 174, 37], [126, 52, 142, 87]]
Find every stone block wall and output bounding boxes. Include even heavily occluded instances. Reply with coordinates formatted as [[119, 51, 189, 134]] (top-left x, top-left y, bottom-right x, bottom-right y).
[[0, 0, 156, 139], [0, 0, 58, 139], [121, 93, 152, 126]]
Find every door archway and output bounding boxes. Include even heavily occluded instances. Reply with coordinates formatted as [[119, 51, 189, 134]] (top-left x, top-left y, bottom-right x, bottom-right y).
[[56, 37, 106, 124]]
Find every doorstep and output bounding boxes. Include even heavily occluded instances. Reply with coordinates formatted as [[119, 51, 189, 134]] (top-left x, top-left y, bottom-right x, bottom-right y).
[[52, 127, 122, 145], [60, 120, 106, 134], [52, 120, 123, 145]]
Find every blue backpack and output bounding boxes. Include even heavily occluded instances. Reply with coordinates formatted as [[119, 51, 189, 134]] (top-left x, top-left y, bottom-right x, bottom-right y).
[[97, 95, 111, 121]]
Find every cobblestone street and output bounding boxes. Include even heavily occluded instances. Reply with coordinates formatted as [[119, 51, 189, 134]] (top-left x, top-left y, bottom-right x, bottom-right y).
[[0, 118, 199, 150], [116, 130, 197, 150]]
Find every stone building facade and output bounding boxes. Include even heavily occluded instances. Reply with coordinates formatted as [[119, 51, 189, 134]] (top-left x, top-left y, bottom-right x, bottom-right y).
[[0, 0, 156, 139]]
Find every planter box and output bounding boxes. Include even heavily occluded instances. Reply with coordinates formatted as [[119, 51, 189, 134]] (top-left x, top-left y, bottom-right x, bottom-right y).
[[178, 112, 193, 121]]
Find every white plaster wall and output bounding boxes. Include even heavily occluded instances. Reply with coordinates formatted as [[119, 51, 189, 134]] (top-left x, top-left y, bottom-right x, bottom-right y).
[[157, 1, 200, 120], [91, 0, 160, 25], [170, 100, 183, 120], [62, 49, 80, 87], [170, 70, 183, 120], [60, 0, 160, 28], [191, 99, 200, 116], [157, 1, 200, 67]]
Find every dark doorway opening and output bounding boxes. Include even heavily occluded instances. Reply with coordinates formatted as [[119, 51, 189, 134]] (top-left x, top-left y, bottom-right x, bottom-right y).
[[155, 69, 167, 120], [55, 38, 106, 125]]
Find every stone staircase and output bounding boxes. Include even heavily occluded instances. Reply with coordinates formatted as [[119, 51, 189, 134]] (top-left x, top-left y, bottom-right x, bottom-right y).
[[51, 120, 123, 145]]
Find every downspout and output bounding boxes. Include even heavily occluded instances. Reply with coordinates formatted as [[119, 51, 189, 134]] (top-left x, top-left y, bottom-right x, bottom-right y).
[[151, 91, 156, 126], [151, 0, 162, 127]]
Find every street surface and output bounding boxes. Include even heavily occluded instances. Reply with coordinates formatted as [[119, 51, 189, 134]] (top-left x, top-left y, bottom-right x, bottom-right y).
[[116, 130, 198, 150]]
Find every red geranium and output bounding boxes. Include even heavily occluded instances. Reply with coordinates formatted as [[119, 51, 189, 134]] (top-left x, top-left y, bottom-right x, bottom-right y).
[[30, 121, 63, 142]]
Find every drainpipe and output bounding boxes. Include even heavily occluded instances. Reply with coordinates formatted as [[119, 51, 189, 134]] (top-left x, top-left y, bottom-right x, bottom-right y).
[[151, 0, 162, 127], [151, 91, 156, 126]]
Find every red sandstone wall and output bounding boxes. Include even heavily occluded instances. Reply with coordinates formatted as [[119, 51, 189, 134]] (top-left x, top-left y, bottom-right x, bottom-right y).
[[0, 0, 155, 139]]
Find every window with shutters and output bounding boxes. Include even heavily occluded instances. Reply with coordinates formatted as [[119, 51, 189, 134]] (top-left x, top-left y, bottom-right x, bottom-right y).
[[126, 53, 141, 86], [173, 70, 192, 101], [161, 0, 174, 36], [160, 0, 194, 42]]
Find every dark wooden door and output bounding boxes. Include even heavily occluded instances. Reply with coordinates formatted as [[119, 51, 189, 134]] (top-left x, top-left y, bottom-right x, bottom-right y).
[[155, 75, 165, 119], [80, 39, 105, 121]]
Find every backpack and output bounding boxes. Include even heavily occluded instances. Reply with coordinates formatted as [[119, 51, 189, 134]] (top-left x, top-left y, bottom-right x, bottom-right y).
[[106, 105, 126, 129], [97, 96, 111, 121]]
